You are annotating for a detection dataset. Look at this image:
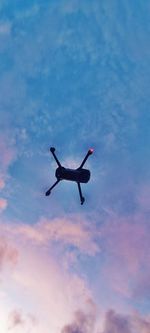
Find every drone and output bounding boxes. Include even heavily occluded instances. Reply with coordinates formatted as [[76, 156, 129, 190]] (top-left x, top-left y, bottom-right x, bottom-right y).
[[45, 147, 94, 204]]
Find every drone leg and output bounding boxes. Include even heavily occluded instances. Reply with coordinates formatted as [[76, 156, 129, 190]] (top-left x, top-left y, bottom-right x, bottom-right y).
[[78, 149, 93, 169], [45, 179, 61, 196], [77, 182, 85, 205], [50, 147, 62, 168]]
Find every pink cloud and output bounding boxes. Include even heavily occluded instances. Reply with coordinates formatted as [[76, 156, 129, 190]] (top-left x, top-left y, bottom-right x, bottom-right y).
[[99, 214, 150, 300], [8, 309, 24, 329], [133, 272, 150, 300], [61, 299, 97, 333], [0, 219, 96, 333], [7, 309, 37, 331], [61, 309, 150, 333], [101, 310, 131, 333], [0, 237, 18, 270], [1, 212, 149, 309], [0, 198, 7, 211], [5, 216, 100, 256], [100, 310, 150, 333], [0, 178, 5, 190], [102, 218, 148, 273], [0, 136, 16, 170], [0, 218, 150, 333], [133, 313, 150, 333]]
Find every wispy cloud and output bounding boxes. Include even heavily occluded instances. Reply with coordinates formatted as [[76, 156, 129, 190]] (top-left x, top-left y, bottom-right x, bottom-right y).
[[0, 134, 16, 165], [0, 135, 17, 192], [96, 213, 150, 304], [0, 198, 7, 212], [0, 237, 18, 270], [0, 179, 5, 190], [3, 215, 100, 256]]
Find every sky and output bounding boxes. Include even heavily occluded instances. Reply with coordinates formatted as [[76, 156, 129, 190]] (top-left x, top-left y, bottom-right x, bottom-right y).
[[0, 0, 150, 332]]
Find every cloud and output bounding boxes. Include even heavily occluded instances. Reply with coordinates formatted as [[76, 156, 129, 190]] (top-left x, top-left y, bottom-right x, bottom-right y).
[[0, 136, 16, 170], [101, 310, 131, 333], [7, 309, 37, 331], [0, 238, 18, 270], [0, 218, 96, 333], [0, 135, 17, 194], [61, 299, 97, 333], [0, 178, 5, 190], [100, 214, 150, 300], [0, 198, 7, 211], [8, 309, 24, 329], [4, 215, 100, 256], [102, 216, 149, 273], [133, 273, 150, 300], [100, 310, 150, 333], [0, 216, 149, 332], [133, 313, 150, 333], [61, 308, 150, 333]]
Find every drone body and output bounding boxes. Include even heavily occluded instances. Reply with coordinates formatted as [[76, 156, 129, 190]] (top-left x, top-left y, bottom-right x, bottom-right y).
[[45, 147, 93, 204], [55, 167, 90, 183]]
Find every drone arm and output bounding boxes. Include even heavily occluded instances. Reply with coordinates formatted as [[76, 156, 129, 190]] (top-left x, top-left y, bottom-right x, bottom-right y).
[[50, 147, 62, 167], [45, 179, 61, 196], [78, 149, 93, 169], [77, 182, 85, 205]]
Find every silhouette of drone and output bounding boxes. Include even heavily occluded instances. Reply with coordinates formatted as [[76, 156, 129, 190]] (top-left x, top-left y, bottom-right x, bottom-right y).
[[45, 147, 94, 204]]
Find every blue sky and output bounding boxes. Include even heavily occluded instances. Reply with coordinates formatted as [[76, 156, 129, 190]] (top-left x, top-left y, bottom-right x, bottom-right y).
[[0, 1, 150, 332]]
